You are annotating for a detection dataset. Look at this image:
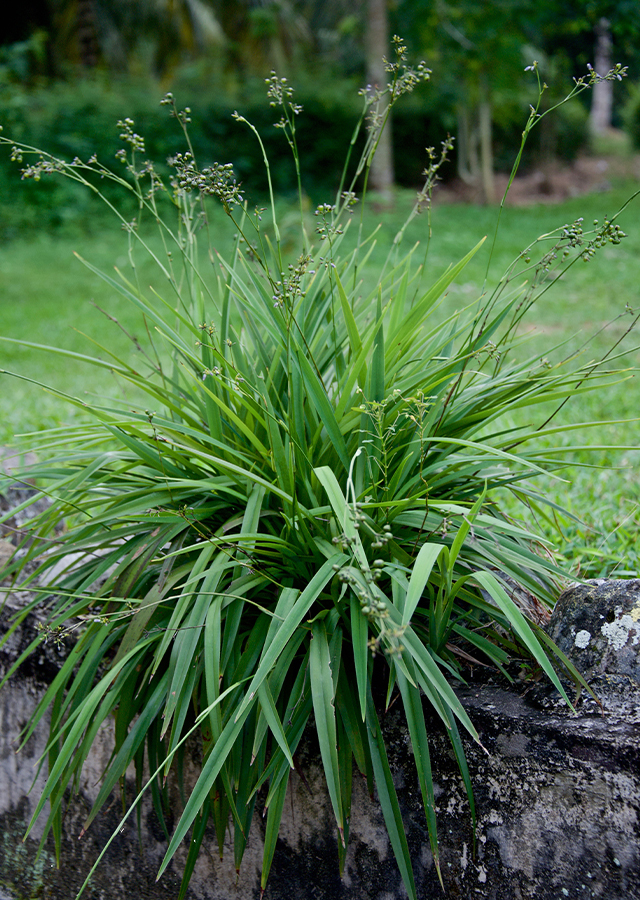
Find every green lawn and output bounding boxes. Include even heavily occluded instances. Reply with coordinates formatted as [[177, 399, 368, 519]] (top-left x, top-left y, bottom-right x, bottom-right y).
[[1, 183, 639, 576]]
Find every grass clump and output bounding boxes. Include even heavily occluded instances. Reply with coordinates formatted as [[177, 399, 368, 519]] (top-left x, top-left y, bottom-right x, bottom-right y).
[[0, 45, 637, 898]]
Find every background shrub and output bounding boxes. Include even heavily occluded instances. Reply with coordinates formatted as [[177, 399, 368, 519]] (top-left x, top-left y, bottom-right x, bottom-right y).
[[1, 71, 593, 238]]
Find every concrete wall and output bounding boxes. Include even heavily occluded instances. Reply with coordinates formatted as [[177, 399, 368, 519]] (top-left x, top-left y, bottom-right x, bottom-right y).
[[1, 574, 639, 899], [1, 674, 638, 899]]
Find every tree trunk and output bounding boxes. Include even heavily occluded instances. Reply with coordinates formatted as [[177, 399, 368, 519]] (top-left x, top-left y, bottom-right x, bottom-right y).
[[478, 78, 495, 204], [456, 104, 476, 184], [456, 90, 494, 204], [590, 17, 613, 135], [366, 0, 394, 205]]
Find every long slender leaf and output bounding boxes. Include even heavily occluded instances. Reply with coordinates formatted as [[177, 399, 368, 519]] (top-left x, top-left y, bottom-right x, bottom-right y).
[[310, 621, 344, 842], [365, 691, 417, 900]]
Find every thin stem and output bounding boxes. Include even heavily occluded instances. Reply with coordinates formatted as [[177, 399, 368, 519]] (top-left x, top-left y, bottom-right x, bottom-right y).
[[233, 115, 283, 277]]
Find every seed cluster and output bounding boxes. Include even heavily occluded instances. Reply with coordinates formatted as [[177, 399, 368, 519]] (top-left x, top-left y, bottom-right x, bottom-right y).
[[117, 118, 145, 154], [384, 36, 431, 100], [315, 203, 343, 241], [416, 135, 455, 213], [272, 253, 312, 310], [170, 151, 243, 212]]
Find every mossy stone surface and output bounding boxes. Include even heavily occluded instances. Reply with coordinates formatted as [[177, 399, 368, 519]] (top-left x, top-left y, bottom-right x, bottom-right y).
[[548, 579, 640, 683]]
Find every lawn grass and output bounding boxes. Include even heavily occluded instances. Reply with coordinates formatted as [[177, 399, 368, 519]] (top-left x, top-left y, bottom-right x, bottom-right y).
[[1, 182, 639, 576]]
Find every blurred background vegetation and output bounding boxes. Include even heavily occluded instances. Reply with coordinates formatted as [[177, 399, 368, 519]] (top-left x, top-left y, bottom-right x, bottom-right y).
[[2, 1, 640, 580], [2, 0, 640, 236]]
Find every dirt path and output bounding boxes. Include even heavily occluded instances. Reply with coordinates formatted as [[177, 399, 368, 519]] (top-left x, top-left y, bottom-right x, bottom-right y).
[[436, 151, 640, 206]]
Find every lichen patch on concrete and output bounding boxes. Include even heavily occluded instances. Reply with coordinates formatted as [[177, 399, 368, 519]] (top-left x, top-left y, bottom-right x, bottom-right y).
[[574, 630, 591, 649], [600, 606, 640, 650]]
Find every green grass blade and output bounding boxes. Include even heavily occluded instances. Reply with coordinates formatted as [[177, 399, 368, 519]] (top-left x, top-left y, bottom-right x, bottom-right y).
[[349, 594, 369, 721], [444, 707, 477, 842], [401, 542, 445, 625], [310, 621, 344, 843], [260, 771, 289, 897], [449, 485, 487, 569], [178, 798, 211, 900], [336, 714, 353, 875], [390, 239, 485, 347], [232, 555, 345, 726], [296, 352, 350, 470], [472, 570, 571, 705], [257, 681, 294, 769], [82, 671, 169, 833], [369, 286, 385, 404], [365, 690, 417, 900], [396, 666, 442, 885], [157, 695, 255, 879]]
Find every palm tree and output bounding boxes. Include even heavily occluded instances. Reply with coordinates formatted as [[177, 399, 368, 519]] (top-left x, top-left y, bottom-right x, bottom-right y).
[[46, 0, 224, 75]]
